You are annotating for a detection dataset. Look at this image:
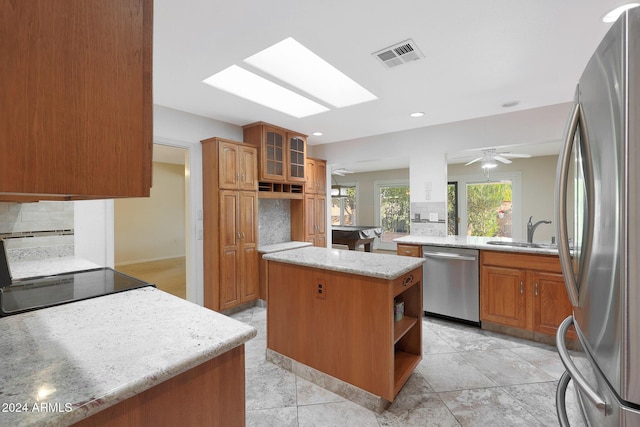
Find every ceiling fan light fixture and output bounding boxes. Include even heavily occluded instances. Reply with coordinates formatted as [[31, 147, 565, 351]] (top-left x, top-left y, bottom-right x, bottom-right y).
[[481, 158, 497, 169]]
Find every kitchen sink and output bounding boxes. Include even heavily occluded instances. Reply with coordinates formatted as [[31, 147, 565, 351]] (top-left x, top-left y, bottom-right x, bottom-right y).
[[486, 240, 557, 250]]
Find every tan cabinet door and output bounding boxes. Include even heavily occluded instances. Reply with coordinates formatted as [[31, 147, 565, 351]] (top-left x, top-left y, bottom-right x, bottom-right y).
[[532, 271, 576, 338], [262, 126, 286, 182], [239, 146, 258, 190], [481, 266, 527, 329], [315, 195, 327, 247], [239, 192, 258, 302], [218, 142, 240, 190], [219, 191, 240, 309]]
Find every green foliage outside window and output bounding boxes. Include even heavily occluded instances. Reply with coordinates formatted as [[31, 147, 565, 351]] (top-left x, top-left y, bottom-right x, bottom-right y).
[[380, 186, 410, 233], [466, 182, 512, 236]]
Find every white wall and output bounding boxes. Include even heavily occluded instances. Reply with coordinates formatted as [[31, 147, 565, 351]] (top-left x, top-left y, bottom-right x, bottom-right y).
[[114, 162, 186, 265], [75, 105, 243, 305]]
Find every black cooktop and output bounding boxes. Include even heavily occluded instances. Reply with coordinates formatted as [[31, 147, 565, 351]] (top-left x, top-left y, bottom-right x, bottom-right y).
[[0, 267, 154, 317]]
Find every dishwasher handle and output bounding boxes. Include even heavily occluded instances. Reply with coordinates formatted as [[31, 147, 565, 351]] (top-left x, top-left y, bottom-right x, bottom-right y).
[[423, 252, 477, 262]]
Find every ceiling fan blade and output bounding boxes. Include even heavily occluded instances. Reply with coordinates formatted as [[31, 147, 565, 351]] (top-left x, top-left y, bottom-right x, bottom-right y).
[[464, 157, 483, 166], [498, 152, 531, 158], [494, 155, 512, 164]]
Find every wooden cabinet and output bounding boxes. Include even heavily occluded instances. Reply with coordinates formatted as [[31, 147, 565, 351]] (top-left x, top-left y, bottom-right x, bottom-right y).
[[481, 265, 528, 329], [219, 191, 259, 309], [0, 0, 153, 201], [243, 122, 307, 184], [292, 194, 326, 247], [480, 251, 575, 338], [73, 345, 246, 427], [397, 244, 422, 258], [218, 141, 258, 190], [267, 262, 422, 402], [305, 157, 327, 194], [202, 137, 259, 311]]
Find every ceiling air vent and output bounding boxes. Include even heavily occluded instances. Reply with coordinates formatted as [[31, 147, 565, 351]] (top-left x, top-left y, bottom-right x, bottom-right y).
[[373, 39, 424, 68]]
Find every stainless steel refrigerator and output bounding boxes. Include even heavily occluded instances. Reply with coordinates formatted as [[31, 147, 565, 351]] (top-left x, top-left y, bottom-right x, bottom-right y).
[[555, 7, 640, 426]]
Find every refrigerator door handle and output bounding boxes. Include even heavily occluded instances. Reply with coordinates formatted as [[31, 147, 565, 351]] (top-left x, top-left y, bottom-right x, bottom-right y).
[[556, 103, 581, 307], [556, 315, 608, 413], [556, 102, 595, 308], [556, 370, 572, 427]]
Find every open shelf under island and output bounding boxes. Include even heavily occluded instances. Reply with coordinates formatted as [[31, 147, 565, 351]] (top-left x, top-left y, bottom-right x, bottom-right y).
[[263, 247, 424, 406]]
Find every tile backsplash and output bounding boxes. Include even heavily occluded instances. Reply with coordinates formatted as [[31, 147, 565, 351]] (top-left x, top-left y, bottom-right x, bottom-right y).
[[410, 202, 447, 237], [0, 202, 74, 262]]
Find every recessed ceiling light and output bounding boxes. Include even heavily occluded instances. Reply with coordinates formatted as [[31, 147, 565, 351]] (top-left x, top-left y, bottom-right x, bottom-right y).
[[244, 37, 377, 108], [202, 65, 329, 118], [409, 112, 425, 118], [603, 3, 639, 23], [502, 101, 519, 108], [312, 132, 323, 136]]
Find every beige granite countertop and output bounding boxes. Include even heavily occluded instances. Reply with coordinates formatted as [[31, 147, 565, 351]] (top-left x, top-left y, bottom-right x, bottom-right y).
[[263, 246, 425, 279], [0, 287, 256, 427], [394, 235, 559, 255], [258, 241, 313, 254], [8, 256, 102, 280]]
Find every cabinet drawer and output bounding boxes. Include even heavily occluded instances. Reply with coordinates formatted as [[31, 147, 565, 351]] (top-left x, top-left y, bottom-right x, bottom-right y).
[[393, 269, 420, 296], [397, 244, 421, 258]]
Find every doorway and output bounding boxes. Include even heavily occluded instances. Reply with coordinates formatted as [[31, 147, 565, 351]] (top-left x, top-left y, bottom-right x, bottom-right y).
[[114, 144, 189, 299], [374, 180, 410, 251]]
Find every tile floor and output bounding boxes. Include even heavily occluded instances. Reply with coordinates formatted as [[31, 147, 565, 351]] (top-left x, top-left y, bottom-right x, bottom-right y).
[[230, 306, 586, 427]]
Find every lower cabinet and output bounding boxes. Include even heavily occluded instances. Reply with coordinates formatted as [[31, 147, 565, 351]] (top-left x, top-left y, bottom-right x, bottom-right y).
[[267, 263, 422, 401], [219, 191, 259, 309], [73, 345, 246, 427], [480, 251, 575, 338]]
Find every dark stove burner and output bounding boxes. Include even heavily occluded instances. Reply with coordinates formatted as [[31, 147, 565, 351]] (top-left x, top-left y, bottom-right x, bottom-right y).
[[0, 267, 154, 317]]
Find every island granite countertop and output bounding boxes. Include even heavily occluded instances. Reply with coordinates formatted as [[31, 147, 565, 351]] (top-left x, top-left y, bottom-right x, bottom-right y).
[[258, 241, 312, 254], [394, 235, 559, 255], [263, 246, 425, 280], [0, 287, 256, 427]]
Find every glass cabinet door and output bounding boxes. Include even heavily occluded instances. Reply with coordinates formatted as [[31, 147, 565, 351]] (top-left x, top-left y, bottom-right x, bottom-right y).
[[264, 129, 284, 180], [288, 135, 306, 181]]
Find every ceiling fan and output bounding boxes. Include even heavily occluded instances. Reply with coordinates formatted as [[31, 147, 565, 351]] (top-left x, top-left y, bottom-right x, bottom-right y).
[[464, 148, 531, 168], [331, 167, 354, 176]]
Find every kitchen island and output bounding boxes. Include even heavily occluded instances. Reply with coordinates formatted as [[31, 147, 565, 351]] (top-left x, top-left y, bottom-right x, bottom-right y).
[[0, 286, 256, 427], [263, 247, 424, 411]]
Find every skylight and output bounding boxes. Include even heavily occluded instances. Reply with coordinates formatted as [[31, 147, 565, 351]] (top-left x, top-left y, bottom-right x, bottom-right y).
[[244, 37, 377, 108], [202, 65, 329, 118]]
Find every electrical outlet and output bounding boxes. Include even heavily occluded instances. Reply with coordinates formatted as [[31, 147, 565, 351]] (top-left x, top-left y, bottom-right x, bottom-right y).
[[316, 282, 325, 300]]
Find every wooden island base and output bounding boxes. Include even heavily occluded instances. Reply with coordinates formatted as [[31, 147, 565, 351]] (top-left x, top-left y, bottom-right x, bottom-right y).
[[266, 259, 423, 406]]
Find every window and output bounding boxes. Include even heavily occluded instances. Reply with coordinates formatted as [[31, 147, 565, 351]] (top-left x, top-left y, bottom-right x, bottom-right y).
[[331, 185, 356, 225], [375, 180, 410, 250], [448, 172, 522, 239], [447, 182, 458, 235]]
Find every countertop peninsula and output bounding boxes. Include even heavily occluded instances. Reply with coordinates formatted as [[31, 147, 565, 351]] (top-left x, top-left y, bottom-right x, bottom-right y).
[[262, 246, 425, 279], [0, 286, 256, 427], [394, 235, 559, 255]]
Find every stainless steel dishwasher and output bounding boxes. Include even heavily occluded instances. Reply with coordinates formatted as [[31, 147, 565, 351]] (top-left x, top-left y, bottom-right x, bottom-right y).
[[422, 245, 479, 324]]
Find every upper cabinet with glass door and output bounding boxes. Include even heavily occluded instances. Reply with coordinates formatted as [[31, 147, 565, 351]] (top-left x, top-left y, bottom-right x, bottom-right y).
[[243, 122, 307, 184]]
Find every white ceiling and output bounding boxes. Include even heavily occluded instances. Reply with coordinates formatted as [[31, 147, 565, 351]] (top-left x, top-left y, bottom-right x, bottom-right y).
[[153, 0, 621, 148]]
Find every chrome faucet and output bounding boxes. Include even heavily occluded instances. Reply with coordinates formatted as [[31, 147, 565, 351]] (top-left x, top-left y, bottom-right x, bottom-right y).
[[527, 216, 552, 243]]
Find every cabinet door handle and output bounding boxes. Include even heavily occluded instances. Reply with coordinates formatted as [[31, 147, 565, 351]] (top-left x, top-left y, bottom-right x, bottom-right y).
[[237, 232, 241, 241], [520, 281, 524, 294], [535, 283, 539, 296]]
